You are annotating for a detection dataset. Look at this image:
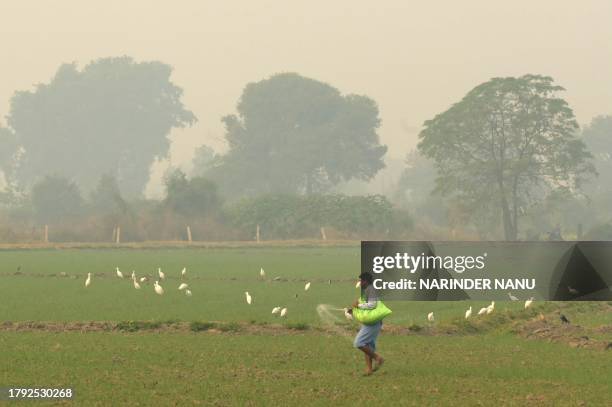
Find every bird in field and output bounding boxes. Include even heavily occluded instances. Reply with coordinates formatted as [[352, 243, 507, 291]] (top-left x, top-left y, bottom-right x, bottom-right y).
[[328, 279, 332, 285], [560, 314, 570, 324], [245, 292, 252, 305], [185, 289, 192, 297], [133, 279, 141, 290], [465, 306, 472, 319], [85, 272, 92, 288], [508, 293, 519, 301], [131, 270, 136, 280], [139, 276, 148, 283], [344, 308, 353, 320], [355, 281, 361, 288], [158, 268, 165, 280], [181, 267, 187, 277], [272, 307, 281, 314], [154, 281, 164, 295], [486, 301, 495, 315], [427, 312, 434, 322], [280, 308, 287, 317], [178, 283, 188, 291], [524, 297, 534, 309], [260, 268, 265, 279], [116, 267, 124, 278], [304, 282, 311, 291], [478, 307, 488, 316]]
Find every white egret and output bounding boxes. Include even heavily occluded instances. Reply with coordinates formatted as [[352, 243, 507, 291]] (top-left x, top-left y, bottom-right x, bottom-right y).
[[178, 283, 188, 291], [524, 297, 534, 309], [85, 273, 91, 288], [272, 307, 281, 314], [260, 268, 265, 278], [304, 282, 311, 291], [465, 306, 472, 319], [486, 301, 495, 315], [185, 289, 192, 297], [245, 292, 252, 305], [355, 281, 361, 288], [508, 293, 519, 301], [280, 308, 287, 317], [154, 281, 164, 295], [477, 307, 488, 316], [427, 312, 434, 322], [344, 308, 353, 320], [116, 267, 124, 278], [181, 267, 187, 277], [131, 270, 136, 280], [158, 268, 165, 280], [133, 279, 141, 290], [139, 277, 148, 283]]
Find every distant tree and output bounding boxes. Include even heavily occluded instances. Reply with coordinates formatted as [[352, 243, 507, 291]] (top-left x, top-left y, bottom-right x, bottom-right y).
[[31, 175, 84, 223], [208, 73, 387, 198], [191, 145, 218, 177], [5, 56, 196, 197], [418, 75, 595, 240], [89, 174, 128, 215], [164, 169, 220, 217], [582, 115, 612, 192], [0, 126, 19, 183]]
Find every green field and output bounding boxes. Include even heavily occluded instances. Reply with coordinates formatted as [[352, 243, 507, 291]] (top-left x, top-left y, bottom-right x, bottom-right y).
[[1, 246, 611, 406]]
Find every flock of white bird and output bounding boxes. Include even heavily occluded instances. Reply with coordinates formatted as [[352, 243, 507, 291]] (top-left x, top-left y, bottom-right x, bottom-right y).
[[426, 295, 535, 323], [84, 266, 313, 318], [85, 266, 192, 297], [84, 266, 536, 324]]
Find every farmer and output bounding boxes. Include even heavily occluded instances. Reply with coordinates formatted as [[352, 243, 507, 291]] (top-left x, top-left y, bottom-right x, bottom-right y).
[[351, 272, 384, 375]]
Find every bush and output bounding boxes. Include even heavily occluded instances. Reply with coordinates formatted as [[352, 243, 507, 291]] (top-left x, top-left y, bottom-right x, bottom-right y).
[[189, 321, 216, 332]]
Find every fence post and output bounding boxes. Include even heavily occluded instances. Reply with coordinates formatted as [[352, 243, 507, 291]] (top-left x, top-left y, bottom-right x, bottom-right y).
[[256, 224, 260, 243], [44, 224, 49, 243], [187, 225, 192, 242], [320, 226, 327, 240], [116, 226, 121, 244]]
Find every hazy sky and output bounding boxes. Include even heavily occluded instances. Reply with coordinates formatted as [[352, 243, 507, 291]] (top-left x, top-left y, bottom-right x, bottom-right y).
[[1, 1, 611, 195]]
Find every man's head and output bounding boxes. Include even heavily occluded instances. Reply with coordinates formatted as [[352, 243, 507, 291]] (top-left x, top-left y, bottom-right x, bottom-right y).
[[359, 272, 373, 287]]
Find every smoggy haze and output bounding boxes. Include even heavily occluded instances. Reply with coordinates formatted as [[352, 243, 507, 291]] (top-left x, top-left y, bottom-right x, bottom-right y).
[[1, 1, 611, 195]]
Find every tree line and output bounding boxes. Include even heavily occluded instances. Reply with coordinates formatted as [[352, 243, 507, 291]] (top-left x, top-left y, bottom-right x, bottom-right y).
[[1, 56, 611, 241]]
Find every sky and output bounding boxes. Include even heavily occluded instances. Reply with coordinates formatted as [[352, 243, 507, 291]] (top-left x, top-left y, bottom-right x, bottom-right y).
[[1, 1, 611, 196]]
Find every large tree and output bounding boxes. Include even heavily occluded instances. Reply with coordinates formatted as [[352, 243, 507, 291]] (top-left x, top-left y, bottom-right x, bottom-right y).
[[582, 115, 612, 193], [418, 75, 595, 240], [5, 56, 196, 197], [208, 73, 387, 198], [31, 175, 84, 223]]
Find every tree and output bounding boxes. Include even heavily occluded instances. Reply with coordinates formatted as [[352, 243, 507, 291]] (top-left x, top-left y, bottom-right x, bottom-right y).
[[208, 73, 386, 199], [0, 126, 19, 184], [89, 174, 129, 216], [582, 115, 612, 193], [164, 169, 221, 217], [418, 75, 595, 240], [191, 144, 218, 177], [5, 56, 196, 197], [31, 175, 84, 223]]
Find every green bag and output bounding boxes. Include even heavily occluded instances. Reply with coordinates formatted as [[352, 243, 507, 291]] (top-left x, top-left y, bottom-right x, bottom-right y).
[[352, 300, 392, 325]]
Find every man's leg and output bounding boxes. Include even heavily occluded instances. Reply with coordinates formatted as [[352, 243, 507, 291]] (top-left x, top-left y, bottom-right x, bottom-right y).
[[358, 346, 374, 375], [359, 344, 384, 372]]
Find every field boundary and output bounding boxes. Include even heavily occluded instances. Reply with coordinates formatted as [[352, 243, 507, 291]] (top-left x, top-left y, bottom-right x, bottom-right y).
[[0, 239, 360, 250]]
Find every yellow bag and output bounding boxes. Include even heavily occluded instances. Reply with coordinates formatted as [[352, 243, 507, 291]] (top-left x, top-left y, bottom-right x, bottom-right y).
[[352, 300, 392, 325]]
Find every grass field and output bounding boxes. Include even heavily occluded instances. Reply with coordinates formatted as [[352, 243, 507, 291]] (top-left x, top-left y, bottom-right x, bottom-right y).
[[1, 246, 611, 406]]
